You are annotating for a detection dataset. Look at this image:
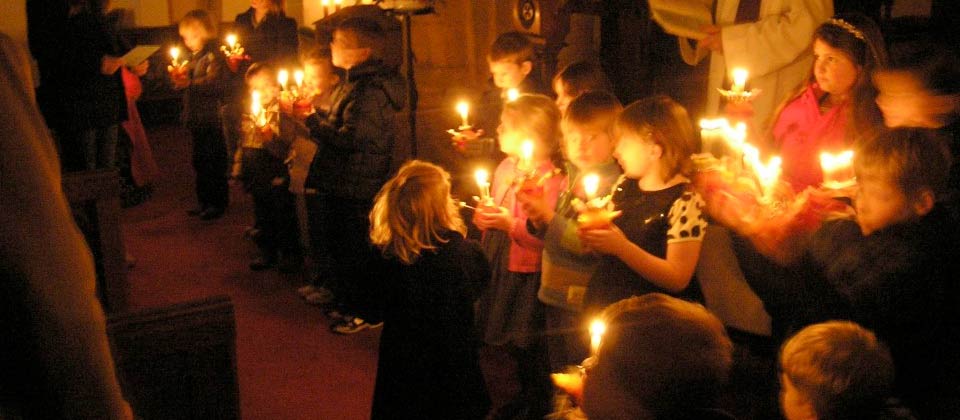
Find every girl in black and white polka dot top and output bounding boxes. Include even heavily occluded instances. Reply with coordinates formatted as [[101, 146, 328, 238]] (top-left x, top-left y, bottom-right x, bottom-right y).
[[578, 95, 707, 311]]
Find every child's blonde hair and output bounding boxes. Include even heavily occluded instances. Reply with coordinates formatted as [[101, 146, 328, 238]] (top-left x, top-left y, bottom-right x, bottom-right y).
[[179, 9, 216, 35], [616, 95, 696, 181], [502, 93, 562, 163], [780, 321, 894, 419], [369, 160, 466, 265]]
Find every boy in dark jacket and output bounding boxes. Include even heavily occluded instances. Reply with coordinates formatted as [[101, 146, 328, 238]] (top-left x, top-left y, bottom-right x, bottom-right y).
[[173, 10, 229, 219], [305, 16, 405, 334]]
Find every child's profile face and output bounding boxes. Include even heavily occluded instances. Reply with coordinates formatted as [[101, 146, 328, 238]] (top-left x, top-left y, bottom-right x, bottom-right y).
[[554, 79, 574, 114], [563, 120, 616, 170], [854, 166, 918, 236], [874, 71, 950, 128], [497, 110, 526, 156], [779, 374, 818, 420], [489, 59, 530, 90], [179, 23, 209, 53], [813, 38, 860, 98], [331, 30, 370, 70], [613, 130, 658, 180], [248, 73, 279, 104]]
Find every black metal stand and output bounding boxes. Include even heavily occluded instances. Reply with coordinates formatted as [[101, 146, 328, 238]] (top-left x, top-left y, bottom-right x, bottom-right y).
[[388, 6, 432, 159]]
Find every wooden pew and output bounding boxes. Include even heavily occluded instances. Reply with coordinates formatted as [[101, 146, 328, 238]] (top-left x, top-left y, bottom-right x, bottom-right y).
[[107, 295, 241, 420]]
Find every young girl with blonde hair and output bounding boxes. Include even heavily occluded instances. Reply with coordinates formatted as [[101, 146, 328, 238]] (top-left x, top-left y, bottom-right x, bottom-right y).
[[367, 160, 490, 420], [474, 93, 564, 419]]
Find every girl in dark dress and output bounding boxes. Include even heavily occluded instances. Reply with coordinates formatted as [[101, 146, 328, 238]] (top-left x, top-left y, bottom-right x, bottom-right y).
[[368, 160, 491, 420]]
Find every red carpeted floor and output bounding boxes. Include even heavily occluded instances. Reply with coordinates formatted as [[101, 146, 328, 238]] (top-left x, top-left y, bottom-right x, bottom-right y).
[[122, 125, 379, 420]]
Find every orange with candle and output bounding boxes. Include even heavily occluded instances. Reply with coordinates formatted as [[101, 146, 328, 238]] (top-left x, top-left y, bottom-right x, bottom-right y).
[[575, 173, 622, 229], [220, 33, 249, 72], [166, 46, 190, 81]]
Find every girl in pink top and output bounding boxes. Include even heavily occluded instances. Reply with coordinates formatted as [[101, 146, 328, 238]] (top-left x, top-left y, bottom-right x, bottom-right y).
[[474, 93, 563, 419], [772, 14, 887, 191]]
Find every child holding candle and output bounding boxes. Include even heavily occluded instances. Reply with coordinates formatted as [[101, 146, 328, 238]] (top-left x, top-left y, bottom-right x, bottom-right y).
[[303, 17, 405, 334], [576, 95, 707, 311], [717, 128, 960, 417], [236, 62, 302, 272], [474, 94, 563, 420], [173, 10, 229, 220], [367, 160, 490, 420], [769, 14, 887, 191], [518, 91, 623, 371]]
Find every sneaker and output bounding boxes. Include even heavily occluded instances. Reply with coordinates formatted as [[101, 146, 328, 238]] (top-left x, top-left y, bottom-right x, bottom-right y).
[[331, 316, 382, 334], [297, 285, 319, 297], [304, 287, 334, 305]]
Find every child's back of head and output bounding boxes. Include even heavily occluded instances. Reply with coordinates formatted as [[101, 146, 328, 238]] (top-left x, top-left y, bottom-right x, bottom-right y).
[[369, 160, 465, 265], [582, 293, 733, 419], [334, 16, 386, 62], [499, 93, 562, 163], [780, 321, 895, 420]]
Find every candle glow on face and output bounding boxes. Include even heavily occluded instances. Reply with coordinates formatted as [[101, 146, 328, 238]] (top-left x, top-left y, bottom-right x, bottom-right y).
[[732, 68, 748, 92], [590, 319, 606, 355], [456, 101, 470, 127], [583, 173, 600, 200], [520, 140, 535, 168]]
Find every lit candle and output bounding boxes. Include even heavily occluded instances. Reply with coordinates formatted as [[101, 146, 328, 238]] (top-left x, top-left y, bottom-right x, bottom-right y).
[[294, 69, 304, 90], [731, 68, 748, 94], [321, 0, 330, 17], [226, 34, 237, 49], [520, 139, 534, 170], [474, 169, 491, 204], [277, 69, 289, 90], [583, 173, 600, 201], [820, 150, 855, 188], [506, 88, 520, 102], [456, 101, 470, 129], [334, 0, 342, 11], [169, 46, 181, 67], [699, 118, 727, 157], [743, 144, 782, 202], [589, 319, 606, 356]]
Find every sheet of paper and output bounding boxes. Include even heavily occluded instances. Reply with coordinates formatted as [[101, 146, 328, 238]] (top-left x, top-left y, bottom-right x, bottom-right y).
[[649, 0, 713, 40], [122, 45, 161, 66]]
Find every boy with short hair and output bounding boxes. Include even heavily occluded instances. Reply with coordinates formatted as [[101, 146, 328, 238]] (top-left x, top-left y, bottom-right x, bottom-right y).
[[305, 16, 405, 334], [779, 321, 912, 420], [740, 128, 960, 417]]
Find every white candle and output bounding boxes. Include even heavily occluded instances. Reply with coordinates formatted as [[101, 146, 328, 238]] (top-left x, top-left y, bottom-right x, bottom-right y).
[[520, 140, 534, 170], [583, 173, 600, 201], [334, 0, 342, 11], [277, 69, 289, 90], [456, 101, 470, 128], [699, 118, 727, 157], [507, 88, 520, 102], [731, 68, 748, 94], [589, 319, 606, 356], [820, 150, 855, 188], [474, 169, 491, 202]]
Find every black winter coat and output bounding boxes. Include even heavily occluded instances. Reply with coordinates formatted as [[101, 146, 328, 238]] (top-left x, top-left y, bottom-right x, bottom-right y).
[[305, 59, 405, 203]]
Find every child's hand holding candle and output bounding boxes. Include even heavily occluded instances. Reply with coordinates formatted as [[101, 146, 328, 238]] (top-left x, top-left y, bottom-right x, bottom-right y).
[[474, 168, 493, 209], [820, 150, 855, 190], [575, 174, 622, 230]]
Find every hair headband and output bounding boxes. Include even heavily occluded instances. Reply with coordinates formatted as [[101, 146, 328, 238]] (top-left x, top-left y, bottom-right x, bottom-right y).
[[828, 18, 866, 41]]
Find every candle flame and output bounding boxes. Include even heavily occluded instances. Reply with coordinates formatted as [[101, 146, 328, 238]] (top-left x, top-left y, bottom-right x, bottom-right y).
[[334, 0, 342, 4], [474, 169, 489, 187], [294, 69, 304, 87], [226, 34, 237, 48], [251, 90, 262, 115], [820, 150, 854, 172], [583, 173, 600, 199], [169, 47, 180, 60], [520, 140, 535, 167], [321, 0, 329, 5], [699, 118, 729, 130], [590, 319, 606, 355], [277, 69, 289, 87], [456, 101, 469, 117], [507, 88, 520, 102], [732, 68, 748, 90]]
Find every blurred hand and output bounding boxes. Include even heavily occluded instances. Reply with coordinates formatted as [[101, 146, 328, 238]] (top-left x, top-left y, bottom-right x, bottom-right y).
[[101, 55, 124, 75], [473, 205, 513, 232], [577, 224, 629, 256], [699, 25, 723, 53], [517, 189, 553, 227], [170, 74, 190, 90], [130, 59, 149, 76]]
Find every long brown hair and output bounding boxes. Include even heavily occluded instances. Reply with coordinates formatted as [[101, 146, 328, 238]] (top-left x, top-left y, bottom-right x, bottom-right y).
[[369, 160, 466, 265], [769, 13, 888, 146]]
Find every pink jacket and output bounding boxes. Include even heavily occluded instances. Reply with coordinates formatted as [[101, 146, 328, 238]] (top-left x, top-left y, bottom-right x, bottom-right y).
[[774, 83, 850, 191], [487, 157, 563, 273]]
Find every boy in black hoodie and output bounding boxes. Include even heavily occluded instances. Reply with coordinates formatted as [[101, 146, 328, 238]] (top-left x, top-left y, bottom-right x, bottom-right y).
[[305, 17, 405, 334]]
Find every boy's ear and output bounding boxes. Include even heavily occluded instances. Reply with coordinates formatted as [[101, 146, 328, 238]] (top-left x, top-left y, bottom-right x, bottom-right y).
[[520, 60, 533, 77], [913, 188, 936, 216]]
